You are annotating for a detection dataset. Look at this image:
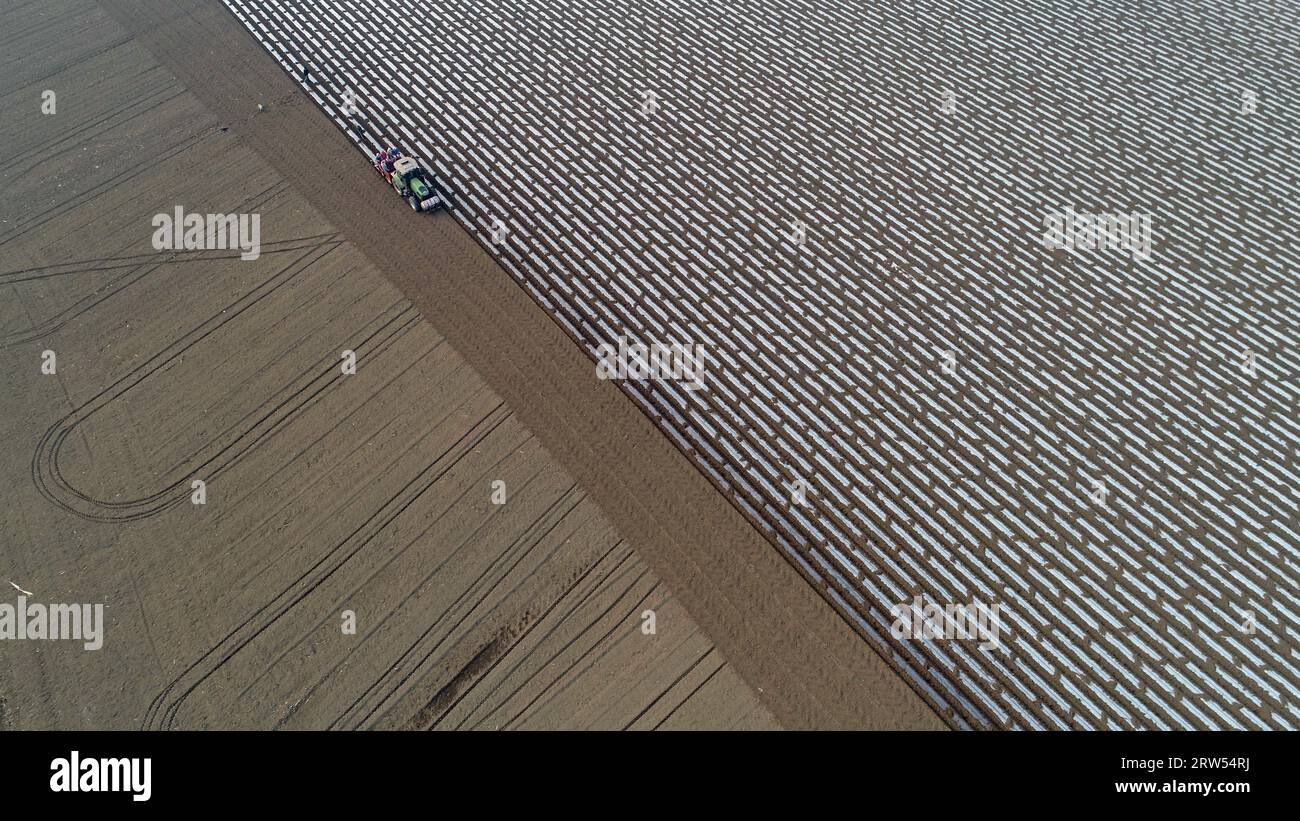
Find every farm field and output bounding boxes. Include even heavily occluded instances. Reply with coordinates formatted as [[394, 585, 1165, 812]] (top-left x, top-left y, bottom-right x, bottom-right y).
[[4, 0, 1298, 735], [0, 0, 783, 731], [210, 0, 1300, 728]]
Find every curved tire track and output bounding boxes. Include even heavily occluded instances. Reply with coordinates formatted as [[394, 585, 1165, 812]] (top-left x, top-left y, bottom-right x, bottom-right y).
[[30, 237, 426, 522]]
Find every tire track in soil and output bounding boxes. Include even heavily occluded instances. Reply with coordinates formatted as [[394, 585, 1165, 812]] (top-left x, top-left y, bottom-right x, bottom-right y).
[[142, 402, 512, 730], [30, 237, 423, 522], [236, 423, 548, 708], [429, 539, 631, 730], [347, 484, 593, 729], [0, 235, 340, 348]]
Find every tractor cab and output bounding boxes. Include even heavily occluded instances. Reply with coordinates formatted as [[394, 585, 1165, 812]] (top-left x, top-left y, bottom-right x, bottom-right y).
[[391, 158, 426, 191]]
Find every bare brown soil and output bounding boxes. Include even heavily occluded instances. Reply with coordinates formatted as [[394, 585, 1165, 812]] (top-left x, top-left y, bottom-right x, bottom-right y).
[[0, 0, 797, 730]]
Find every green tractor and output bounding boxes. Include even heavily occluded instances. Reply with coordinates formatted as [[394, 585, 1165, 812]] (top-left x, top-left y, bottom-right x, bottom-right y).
[[379, 150, 449, 211], [382, 156, 446, 212]]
